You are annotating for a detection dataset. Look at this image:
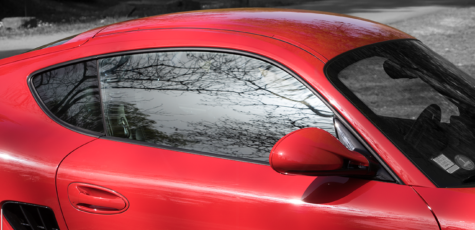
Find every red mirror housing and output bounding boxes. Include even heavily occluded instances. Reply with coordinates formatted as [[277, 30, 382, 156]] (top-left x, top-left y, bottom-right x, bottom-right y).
[[269, 128, 375, 176]]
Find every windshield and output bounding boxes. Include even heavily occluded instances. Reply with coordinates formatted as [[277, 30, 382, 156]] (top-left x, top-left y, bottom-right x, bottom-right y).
[[326, 40, 475, 187]]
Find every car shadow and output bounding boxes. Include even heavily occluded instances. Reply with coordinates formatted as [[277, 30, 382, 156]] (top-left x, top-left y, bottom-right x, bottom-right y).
[[301, 176, 370, 205], [0, 49, 30, 60]]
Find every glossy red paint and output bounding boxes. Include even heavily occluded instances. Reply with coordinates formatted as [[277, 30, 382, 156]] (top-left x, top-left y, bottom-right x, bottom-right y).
[[0, 8, 447, 230], [57, 138, 439, 230], [270, 127, 368, 174], [96, 8, 413, 60], [0, 54, 98, 229], [413, 186, 475, 230]]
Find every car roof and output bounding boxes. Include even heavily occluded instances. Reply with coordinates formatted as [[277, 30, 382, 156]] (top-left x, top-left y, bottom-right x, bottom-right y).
[[0, 8, 414, 67], [95, 8, 414, 60]]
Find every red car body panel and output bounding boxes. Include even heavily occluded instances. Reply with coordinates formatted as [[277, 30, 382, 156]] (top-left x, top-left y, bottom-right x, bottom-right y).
[[57, 139, 439, 230], [413, 186, 475, 230], [1, 8, 461, 230], [0, 58, 98, 230], [96, 9, 413, 60]]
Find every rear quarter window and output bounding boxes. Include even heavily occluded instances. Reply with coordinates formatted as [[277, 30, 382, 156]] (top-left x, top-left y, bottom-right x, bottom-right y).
[[32, 60, 104, 133]]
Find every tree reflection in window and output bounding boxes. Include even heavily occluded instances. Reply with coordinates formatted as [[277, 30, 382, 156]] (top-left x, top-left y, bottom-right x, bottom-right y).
[[99, 51, 334, 162], [33, 61, 104, 133]]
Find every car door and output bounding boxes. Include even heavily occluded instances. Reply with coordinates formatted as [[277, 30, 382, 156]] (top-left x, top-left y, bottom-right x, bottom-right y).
[[53, 50, 439, 230]]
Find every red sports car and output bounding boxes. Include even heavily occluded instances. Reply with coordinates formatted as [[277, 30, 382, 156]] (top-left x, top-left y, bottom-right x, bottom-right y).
[[1, 8, 474, 230]]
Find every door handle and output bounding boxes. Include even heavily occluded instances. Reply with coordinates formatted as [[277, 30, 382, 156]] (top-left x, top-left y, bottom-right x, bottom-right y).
[[68, 183, 129, 214]]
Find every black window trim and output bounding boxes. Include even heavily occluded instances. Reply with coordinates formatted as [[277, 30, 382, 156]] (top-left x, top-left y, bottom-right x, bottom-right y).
[[27, 47, 402, 184]]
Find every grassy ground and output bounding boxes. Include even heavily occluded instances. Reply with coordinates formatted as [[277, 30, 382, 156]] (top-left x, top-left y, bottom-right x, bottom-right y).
[[0, 17, 130, 39], [0, 0, 311, 39]]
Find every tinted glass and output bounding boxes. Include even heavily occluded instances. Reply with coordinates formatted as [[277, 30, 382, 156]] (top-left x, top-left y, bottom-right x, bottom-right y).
[[326, 40, 475, 187], [33, 61, 104, 133], [99, 51, 334, 162]]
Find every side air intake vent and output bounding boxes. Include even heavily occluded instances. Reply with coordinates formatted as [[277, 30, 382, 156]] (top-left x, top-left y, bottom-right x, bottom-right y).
[[2, 202, 60, 230]]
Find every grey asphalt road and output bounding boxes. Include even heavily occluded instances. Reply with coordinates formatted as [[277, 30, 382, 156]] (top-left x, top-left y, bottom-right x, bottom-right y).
[[1, 0, 474, 60]]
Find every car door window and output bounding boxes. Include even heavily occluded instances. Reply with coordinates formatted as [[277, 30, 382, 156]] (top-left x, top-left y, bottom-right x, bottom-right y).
[[32, 60, 104, 133], [98, 51, 334, 162]]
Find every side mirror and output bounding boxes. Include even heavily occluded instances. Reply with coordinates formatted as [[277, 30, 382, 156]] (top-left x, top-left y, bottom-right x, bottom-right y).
[[269, 128, 376, 177]]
